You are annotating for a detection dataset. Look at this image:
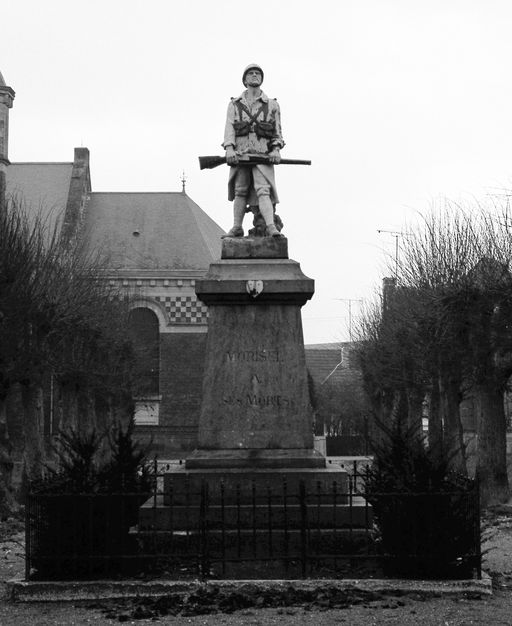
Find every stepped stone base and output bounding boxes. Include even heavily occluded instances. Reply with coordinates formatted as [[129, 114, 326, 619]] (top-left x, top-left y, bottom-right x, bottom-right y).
[[138, 494, 371, 532], [162, 465, 349, 506], [185, 448, 326, 469], [138, 464, 372, 535]]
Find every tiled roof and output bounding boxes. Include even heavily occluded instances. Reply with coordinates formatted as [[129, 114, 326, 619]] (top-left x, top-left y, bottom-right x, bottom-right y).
[[82, 192, 224, 270], [5, 162, 73, 238], [305, 342, 359, 385]]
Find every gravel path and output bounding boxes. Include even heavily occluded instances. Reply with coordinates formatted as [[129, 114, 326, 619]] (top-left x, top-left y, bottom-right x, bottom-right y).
[[0, 513, 511, 625]]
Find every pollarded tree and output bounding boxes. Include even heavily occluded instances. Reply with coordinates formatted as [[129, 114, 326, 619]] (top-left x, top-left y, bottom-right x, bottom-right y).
[[0, 196, 135, 509], [463, 257, 512, 505], [466, 209, 512, 505], [404, 207, 512, 503], [44, 245, 134, 437], [0, 200, 61, 510], [397, 207, 482, 474], [355, 288, 429, 448], [357, 201, 512, 503]]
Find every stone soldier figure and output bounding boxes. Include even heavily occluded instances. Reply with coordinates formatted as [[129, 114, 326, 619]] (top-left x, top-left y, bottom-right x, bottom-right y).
[[222, 64, 285, 238]]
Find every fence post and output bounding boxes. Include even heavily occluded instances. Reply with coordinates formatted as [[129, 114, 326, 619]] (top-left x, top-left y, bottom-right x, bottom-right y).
[[475, 475, 482, 579], [299, 479, 308, 578], [151, 456, 158, 557], [153, 455, 158, 503], [283, 478, 289, 577], [25, 491, 31, 581], [88, 494, 93, 578], [236, 483, 241, 560], [267, 482, 273, 559], [252, 480, 257, 559], [199, 480, 209, 579], [221, 481, 226, 577]]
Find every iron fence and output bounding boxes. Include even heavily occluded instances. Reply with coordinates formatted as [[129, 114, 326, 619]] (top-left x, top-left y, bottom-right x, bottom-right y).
[[25, 465, 481, 582]]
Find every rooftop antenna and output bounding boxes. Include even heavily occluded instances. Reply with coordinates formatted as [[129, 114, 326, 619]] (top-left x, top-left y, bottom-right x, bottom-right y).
[[181, 170, 187, 193], [377, 229, 404, 279], [335, 298, 363, 342]]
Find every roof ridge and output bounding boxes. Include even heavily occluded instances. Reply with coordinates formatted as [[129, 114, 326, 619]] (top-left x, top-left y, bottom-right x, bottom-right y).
[[11, 161, 73, 166], [89, 191, 185, 195], [186, 194, 224, 259]]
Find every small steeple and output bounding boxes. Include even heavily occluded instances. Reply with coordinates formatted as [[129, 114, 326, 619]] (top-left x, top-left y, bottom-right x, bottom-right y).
[[0, 70, 15, 207], [181, 170, 187, 194], [0, 70, 15, 165]]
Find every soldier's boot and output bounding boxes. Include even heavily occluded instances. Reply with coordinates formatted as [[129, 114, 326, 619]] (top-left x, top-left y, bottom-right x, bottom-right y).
[[222, 226, 244, 238], [259, 196, 283, 237], [265, 223, 283, 237], [222, 196, 246, 238]]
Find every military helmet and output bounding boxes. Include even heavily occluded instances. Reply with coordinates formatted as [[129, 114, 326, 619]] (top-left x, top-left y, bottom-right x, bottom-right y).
[[242, 63, 264, 86]]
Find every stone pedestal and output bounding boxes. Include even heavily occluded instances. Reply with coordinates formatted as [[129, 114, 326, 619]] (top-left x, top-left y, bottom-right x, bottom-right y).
[[187, 238, 323, 469]]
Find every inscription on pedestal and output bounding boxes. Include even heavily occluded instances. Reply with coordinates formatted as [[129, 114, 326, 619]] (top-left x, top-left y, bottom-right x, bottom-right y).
[[197, 303, 313, 450], [223, 346, 295, 412], [226, 349, 281, 362], [222, 394, 296, 409]]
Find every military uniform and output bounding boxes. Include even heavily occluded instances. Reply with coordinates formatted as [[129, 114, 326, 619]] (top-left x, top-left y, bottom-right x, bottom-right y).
[[222, 89, 285, 207]]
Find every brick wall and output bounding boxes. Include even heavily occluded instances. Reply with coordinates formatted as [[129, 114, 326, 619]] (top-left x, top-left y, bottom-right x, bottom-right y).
[[135, 332, 207, 457]]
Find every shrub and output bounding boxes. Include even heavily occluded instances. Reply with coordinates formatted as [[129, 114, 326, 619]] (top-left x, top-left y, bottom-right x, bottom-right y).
[[98, 419, 152, 494], [364, 421, 479, 579], [27, 420, 152, 579]]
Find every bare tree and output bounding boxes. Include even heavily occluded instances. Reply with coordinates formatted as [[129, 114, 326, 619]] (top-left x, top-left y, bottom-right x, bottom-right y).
[[0, 197, 134, 511], [356, 202, 512, 503]]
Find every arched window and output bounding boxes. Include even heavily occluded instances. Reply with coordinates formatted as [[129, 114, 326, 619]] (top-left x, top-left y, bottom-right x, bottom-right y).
[[128, 307, 160, 424]]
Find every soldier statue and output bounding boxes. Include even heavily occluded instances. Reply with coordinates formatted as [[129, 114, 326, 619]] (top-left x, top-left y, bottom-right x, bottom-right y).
[[222, 64, 285, 238]]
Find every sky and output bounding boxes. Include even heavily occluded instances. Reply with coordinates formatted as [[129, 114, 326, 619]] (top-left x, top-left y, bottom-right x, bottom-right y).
[[3, 0, 512, 344]]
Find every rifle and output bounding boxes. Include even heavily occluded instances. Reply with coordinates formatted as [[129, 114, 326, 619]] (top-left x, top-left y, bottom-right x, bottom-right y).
[[198, 154, 311, 170]]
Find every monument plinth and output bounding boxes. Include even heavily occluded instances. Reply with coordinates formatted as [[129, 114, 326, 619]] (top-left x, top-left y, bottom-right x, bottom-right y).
[[186, 238, 323, 469]]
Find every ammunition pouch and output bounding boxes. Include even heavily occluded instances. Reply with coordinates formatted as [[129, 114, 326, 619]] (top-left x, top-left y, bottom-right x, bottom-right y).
[[255, 121, 274, 139], [233, 121, 251, 137], [233, 120, 275, 139]]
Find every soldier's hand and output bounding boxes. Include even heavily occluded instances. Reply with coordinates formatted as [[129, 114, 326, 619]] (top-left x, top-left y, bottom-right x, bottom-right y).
[[226, 146, 239, 165], [268, 149, 281, 164]]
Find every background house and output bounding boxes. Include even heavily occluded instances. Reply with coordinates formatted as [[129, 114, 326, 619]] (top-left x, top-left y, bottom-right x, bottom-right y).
[[305, 342, 370, 455]]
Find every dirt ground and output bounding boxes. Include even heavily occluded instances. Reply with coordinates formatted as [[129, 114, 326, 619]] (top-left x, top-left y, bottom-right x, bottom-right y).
[[1, 512, 512, 625]]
